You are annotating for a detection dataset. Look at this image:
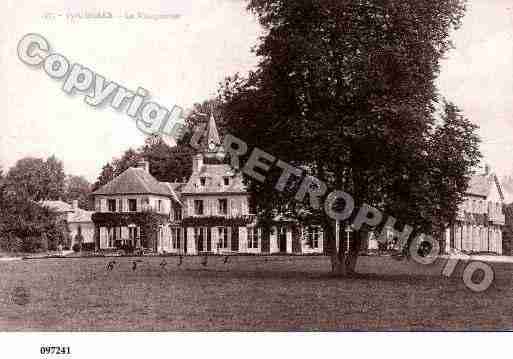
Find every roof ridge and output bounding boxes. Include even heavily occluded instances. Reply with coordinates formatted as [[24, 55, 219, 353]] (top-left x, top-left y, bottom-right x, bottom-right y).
[[92, 166, 176, 197]]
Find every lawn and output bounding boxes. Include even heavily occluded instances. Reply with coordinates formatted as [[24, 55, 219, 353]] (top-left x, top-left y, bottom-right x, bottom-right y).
[[0, 255, 511, 331]]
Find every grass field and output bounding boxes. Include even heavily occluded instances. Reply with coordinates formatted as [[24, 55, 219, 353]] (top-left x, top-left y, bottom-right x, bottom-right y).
[[0, 255, 511, 331]]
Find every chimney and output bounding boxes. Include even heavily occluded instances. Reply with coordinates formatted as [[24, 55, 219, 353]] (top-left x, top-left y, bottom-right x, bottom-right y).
[[136, 159, 150, 173], [72, 200, 79, 210], [192, 153, 203, 173]]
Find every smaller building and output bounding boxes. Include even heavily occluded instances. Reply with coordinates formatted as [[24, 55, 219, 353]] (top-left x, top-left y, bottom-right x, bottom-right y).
[[40, 199, 95, 249], [67, 200, 95, 249], [40, 200, 73, 221], [443, 170, 505, 254]]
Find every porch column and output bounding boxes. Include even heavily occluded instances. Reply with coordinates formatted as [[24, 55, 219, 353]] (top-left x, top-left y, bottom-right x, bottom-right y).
[[239, 226, 247, 253], [186, 227, 197, 255], [270, 226, 278, 253], [286, 227, 292, 253], [212, 227, 219, 253], [94, 224, 100, 251]]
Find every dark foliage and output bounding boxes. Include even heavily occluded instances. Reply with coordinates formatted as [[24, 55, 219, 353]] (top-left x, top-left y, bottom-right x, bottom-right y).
[[217, 0, 479, 273]]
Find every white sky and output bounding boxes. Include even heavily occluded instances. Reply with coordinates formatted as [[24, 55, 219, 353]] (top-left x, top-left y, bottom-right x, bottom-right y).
[[1, 0, 512, 182]]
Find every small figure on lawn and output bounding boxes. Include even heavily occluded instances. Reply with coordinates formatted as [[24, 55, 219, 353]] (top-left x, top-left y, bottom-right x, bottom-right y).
[[160, 260, 167, 269], [132, 260, 143, 271], [201, 255, 208, 266], [223, 255, 229, 264], [178, 255, 183, 266], [106, 260, 116, 271]]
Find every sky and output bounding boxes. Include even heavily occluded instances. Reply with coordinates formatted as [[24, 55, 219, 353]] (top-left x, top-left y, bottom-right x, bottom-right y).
[[1, 0, 512, 183]]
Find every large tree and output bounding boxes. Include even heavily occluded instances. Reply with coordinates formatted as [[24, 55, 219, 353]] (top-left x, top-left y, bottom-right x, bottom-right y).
[[63, 175, 92, 210], [140, 138, 195, 183], [5, 156, 65, 201], [92, 163, 115, 192], [93, 137, 197, 190], [0, 189, 60, 252], [218, 0, 480, 275]]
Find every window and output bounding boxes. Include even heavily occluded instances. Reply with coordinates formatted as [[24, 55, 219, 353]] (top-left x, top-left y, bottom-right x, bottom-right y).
[[174, 207, 182, 221], [194, 200, 204, 215], [200, 177, 206, 186], [128, 226, 138, 245], [308, 227, 320, 249], [128, 199, 137, 212], [141, 197, 150, 211], [171, 228, 181, 249], [195, 227, 206, 251], [108, 227, 118, 247], [108, 199, 117, 212], [247, 227, 260, 249], [218, 199, 228, 215], [218, 227, 229, 249], [157, 200, 162, 212], [223, 177, 230, 186], [118, 199, 123, 212]]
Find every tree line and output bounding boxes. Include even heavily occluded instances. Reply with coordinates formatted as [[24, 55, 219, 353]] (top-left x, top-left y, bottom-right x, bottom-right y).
[[0, 156, 92, 253]]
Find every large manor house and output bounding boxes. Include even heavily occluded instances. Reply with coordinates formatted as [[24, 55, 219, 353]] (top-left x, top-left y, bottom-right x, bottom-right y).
[[89, 115, 325, 255], [70, 115, 506, 256]]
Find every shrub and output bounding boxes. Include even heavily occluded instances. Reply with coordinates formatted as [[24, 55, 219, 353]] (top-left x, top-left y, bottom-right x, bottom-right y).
[[40, 233, 49, 252], [72, 243, 81, 252], [2, 234, 23, 252], [22, 236, 41, 253], [81, 242, 95, 251]]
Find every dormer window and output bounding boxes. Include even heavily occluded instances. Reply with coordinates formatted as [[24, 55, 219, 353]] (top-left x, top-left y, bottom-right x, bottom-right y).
[[128, 199, 137, 212], [194, 200, 204, 215], [174, 207, 182, 221], [108, 199, 117, 212], [224, 177, 230, 186], [200, 177, 206, 186], [218, 199, 228, 215]]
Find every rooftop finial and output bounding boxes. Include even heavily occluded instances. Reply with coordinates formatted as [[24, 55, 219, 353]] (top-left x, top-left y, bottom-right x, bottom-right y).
[[203, 106, 221, 157]]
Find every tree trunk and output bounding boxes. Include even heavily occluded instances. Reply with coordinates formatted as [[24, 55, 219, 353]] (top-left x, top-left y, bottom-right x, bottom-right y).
[[324, 218, 360, 276], [345, 229, 362, 275]]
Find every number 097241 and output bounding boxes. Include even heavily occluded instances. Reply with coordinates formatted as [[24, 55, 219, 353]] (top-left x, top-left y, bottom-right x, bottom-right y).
[[40, 346, 71, 355]]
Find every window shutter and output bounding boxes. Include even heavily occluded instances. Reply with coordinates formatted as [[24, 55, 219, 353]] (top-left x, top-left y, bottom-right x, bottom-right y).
[[207, 228, 212, 252]]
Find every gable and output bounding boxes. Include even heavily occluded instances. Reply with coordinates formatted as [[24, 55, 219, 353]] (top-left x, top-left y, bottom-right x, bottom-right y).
[[487, 174, 504, 203]]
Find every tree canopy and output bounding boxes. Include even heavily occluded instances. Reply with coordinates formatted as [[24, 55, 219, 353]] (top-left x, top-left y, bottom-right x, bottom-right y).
[[217, 0, 479, 273], [5, 156, 66, 201], [63, 175, 92, 210]]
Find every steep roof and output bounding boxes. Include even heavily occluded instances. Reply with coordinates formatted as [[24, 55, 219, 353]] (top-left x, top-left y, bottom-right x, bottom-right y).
[[466, 173, 504, 201], [500, 177, 513, 204], [160, 182, 183, 204], [182, 163, 247, 194], [197, 113, 223, 157], [40, 200, 73, 213], [92, 167, 179, 198], [206, 113, 221, 147], [467, 175, 490, 197]]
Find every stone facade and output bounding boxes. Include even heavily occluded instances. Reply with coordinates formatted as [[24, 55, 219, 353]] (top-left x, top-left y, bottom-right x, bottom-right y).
[[443, 172, 505, 254], [91, 115, 325, 255]]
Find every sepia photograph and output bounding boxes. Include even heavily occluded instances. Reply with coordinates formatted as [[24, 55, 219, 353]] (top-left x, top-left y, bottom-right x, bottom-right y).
[[0, 0, 512, 356]]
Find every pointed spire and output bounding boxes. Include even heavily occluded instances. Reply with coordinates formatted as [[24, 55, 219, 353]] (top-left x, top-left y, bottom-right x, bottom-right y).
[[206, 109, 221, 148]]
